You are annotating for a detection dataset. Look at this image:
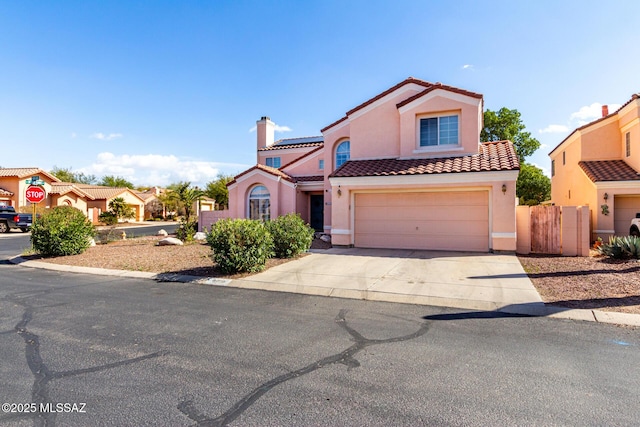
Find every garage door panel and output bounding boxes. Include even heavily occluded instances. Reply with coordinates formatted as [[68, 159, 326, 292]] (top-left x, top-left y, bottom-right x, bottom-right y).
[[355, 233, 488, 252], [355, 204, 489, 222], [354, 191, 489, 252]]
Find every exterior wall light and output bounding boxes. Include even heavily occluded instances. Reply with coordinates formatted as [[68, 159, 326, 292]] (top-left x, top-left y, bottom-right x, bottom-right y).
[[337, 185, 342, 197], [604, 192, 609, 201], [501, 184, 507, 194]]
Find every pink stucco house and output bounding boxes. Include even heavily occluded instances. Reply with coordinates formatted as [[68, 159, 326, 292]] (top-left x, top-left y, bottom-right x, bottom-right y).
[[549, 93, 640, 240], [228, 77, 520, 252]]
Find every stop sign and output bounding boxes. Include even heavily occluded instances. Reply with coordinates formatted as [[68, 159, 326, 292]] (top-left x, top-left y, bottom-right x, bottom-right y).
[[25, 185, 46, 203]]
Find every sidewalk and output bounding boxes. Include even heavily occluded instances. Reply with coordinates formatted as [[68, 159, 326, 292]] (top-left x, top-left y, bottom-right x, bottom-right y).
[[9, 248, 640, 328]]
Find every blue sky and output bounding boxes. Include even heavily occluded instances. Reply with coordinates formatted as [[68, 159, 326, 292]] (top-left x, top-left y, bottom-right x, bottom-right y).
[[1, 1, 639, 187]]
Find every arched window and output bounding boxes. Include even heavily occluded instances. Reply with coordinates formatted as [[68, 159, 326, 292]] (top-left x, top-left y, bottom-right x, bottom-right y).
[[335, 140, 350, 169], [249, 185, 270, 221]]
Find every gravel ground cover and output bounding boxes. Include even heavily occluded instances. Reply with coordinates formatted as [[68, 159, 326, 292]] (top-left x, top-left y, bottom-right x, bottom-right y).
[[26, 235, 640, 315]]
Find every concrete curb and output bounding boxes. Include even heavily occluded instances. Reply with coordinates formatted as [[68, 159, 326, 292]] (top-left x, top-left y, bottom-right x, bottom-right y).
[[9, 255, 640, 328]]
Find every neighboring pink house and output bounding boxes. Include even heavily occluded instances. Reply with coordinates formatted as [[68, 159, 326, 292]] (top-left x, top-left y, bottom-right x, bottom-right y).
[[228, 77, 520, 252]]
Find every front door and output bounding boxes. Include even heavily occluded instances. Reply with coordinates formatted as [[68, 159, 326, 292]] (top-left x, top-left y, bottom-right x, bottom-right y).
[[310, 194, 324, 231]]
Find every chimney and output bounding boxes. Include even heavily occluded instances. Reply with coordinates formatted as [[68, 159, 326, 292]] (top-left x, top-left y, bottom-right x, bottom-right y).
[[256, 116, 275, 151], [602, 105, 609, 117]]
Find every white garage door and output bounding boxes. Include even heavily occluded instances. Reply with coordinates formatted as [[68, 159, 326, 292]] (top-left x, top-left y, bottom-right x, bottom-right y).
[[614, 195, 640, 236], [354, 191, 489, 252]]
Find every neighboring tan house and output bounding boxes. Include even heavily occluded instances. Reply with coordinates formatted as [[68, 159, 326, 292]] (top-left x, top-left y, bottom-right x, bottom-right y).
[[76, 184, 146, 223], [49, 182, 95, 216], [228, 77, 520, 252], [549, 94, 640, 240], [0, 167, 62, 208], [136, 187, 216, 220]]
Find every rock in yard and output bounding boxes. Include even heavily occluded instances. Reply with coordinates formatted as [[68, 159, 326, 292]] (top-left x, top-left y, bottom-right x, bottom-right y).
[[157, 229, 168, 236], [88, 237, 96, 247], [158, 237, 183, 246], [193, 231, 207, 241], [320, 234, 331, 243]]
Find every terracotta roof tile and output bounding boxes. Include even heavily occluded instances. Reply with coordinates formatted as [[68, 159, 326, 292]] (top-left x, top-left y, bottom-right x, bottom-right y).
[[329, 141, 519, 178], [0, 167, 60, 182], [75, 185, 144, 201], [258, 136, 324, 151], [228, 164, 295, 186], [396, 82, 483, 109], [579, 160, 640, 182], [0, 187, 14, 196], [294, 175, 324, 182], [49, 182, 96, 199]]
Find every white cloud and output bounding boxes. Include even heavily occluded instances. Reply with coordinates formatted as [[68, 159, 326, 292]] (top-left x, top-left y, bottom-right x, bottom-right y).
[[91, 132, 123, 141], [78, 152, 250, 187], [539, 124, 569, 134], [248, 122, 293, 133], [569, 102, 621, 126], [70, 132, 77, 138], [461, 64, 474, 70], [274, 124, 292, 132], [530, 162, 551, 178]]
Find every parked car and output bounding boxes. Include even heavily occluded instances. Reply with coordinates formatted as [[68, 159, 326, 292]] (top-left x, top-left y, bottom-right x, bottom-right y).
[[630, 214, 640, 237], [0, 206, 34, 233]]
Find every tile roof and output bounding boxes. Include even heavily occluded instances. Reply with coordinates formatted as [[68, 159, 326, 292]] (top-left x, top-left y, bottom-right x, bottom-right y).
[[259, 136, 324, 151], [294, 175, 324, 182], [329, 141, 519, 178], [75, 184, 144, 201], [579, 160, 640, 182], [0, 187, 14, 196], [49, 182, 95, 199], [228, 164, 295, 186], [0, 167, 60, 182]]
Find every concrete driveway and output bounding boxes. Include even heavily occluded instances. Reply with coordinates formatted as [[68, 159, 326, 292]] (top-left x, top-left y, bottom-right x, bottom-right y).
[[231, 248, 544, 312]]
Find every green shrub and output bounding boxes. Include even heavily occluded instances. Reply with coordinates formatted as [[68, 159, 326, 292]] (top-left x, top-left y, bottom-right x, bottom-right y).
[[206, 218, 273, 274], [266, 213, 314, 258], [31, 206, 96, 256], [98, 211, 118, 225], [597, 235, 640, 259], [176, 218, 197, 242]]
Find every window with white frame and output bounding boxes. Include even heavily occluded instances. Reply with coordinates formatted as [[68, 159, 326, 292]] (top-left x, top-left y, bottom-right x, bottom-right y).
[[318, 159, 324, 170], [335, 141, 350, 168], [248, 185, 270, 221], [419, 115, 459, 147], [265, 157, 281, 168]]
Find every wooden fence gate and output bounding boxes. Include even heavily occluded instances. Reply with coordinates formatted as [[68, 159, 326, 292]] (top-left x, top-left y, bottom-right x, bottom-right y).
[[530, 205, 561, 254]]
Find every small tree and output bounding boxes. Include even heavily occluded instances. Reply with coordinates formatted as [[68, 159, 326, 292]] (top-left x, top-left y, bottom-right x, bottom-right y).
[[517, 163, 551, 205], [205, 174, 234, 209], [109, 197, 135, 221], [31, 206, 95, 256], [165, 182, 204, 241], [99, 175, 134, 189]]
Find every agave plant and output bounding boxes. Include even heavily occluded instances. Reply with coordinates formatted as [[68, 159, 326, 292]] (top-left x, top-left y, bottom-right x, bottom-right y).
[[598, 235, 640, 259]]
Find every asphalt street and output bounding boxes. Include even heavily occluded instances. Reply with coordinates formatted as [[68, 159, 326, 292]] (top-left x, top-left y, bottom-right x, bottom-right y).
[[0, 228, 639, 426]]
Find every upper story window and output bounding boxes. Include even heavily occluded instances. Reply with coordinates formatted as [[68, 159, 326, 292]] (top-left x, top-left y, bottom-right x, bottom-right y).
[[419, 115, 459, 147], [562, 151, 566, 165], [551, 159, 555, 177], [626, 132, 631, 157], [318, 159, 324, 170], [335, 141, 350, 169], [265, 157, 281, 168]]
